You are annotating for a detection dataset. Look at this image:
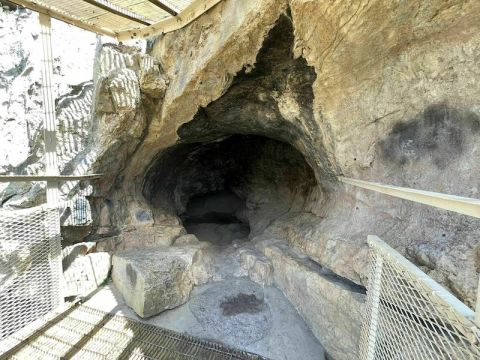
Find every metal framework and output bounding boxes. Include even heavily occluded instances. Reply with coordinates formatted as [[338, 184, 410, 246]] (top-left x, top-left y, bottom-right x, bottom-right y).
[[39, 12, 60, 204], [0, 175, 102, 182], [340, 176, 480, 323], [0, 204, 63, 341], [147, 0, 179, 16], [359, 236, 480, 359], [340, 177, 480, 219], [0, 304, 267, 359], [9, 0, 224, 40], [82, 0, 153, 26]]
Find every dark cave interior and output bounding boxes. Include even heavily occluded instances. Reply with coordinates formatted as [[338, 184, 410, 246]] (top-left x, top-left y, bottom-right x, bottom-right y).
[[144, 134, 317, 244]]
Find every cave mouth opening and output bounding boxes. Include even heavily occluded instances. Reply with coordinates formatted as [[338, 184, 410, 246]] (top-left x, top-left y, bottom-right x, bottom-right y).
[[181, 190, 250, 246], [144, 134, 317, 246]]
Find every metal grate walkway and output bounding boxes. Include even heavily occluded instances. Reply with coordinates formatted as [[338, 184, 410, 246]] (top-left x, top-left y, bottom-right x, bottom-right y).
[[0, 304, 268, 360]]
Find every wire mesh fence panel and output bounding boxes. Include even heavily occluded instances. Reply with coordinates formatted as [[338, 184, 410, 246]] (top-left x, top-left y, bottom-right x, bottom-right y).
[[0, 204, 62, 340], [0, 304, 269, 359], [359, 236, 480, 360], [59, 181, 93, 226]]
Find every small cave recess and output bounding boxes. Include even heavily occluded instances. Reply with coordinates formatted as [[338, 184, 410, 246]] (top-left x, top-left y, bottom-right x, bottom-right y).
[[143, 135, 317, 245]]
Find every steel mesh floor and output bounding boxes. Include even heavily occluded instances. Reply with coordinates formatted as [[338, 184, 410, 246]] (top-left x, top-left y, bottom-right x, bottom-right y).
[[0, 304, 268, 360]]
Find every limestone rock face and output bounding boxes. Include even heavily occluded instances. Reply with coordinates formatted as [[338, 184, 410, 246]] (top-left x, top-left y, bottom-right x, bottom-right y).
[[84, 1, 480, 355], [0, 7, 99, 208], [112, 247, 200, 317], [104, 68, 140, 112], [138, 55, 167, 98], [239, 248, 273, 287], [121, 224, 186, 250], [258, 238, 365, 360]]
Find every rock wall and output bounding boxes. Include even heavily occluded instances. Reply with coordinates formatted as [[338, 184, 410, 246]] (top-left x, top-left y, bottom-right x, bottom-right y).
[[286, 0, 480, 309], [0, 4, 99, 206], [2, 0, 480, 359], [105, 0, 480, 308]]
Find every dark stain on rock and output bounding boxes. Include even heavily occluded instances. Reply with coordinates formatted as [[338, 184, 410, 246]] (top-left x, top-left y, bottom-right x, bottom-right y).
[[380, 104, 480, 169], [220, 293, 266, 316], [126, 264, 137, 286], [135, 210, 151, 222]]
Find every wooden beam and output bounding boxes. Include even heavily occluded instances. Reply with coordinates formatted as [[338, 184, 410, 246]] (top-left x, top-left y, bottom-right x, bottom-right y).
[[82, 0, 152, 26], [0, 175, 102, 182], [147, 0, 178, 16], [340, 177, 480, 219], [117, 0, 223, 41], [9, 0, 117, 37]]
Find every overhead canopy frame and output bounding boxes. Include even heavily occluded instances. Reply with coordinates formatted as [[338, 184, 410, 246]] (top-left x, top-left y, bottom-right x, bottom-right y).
[[8, 0, 223, 40]]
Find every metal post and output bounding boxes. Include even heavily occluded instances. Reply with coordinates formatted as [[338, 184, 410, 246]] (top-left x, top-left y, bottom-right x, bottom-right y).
[[365, 255, 383, 360], [476, 276, 480, 327], [39, 13, 59, 204]]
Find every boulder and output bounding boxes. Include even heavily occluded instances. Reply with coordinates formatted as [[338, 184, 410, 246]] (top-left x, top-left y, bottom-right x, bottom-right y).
[[112, 247, 200, 318], [239, 247, 273, 287], [138, 54, 167, 98], [62, 242, 96, 268], [63, 252, 111, 298]]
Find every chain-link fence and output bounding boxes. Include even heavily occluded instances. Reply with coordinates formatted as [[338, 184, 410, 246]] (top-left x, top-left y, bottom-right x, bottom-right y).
[[59, 181, 93, 226], [360, 235, 480, 360], [0, 204, 63, 340]]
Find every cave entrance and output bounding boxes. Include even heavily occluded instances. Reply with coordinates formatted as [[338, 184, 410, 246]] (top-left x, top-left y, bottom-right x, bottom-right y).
[[144, 134, 317, 245], [181, 190, 250, 245]]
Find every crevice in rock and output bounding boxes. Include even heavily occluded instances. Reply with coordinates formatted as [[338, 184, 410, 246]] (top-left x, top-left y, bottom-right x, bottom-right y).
[[303, 256, 367, 295], [176, 13, 336, 184]]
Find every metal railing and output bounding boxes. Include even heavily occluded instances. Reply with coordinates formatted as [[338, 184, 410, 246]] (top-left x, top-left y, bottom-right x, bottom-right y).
[[359, 235, 480, 360], [0, 203, 63, 340]]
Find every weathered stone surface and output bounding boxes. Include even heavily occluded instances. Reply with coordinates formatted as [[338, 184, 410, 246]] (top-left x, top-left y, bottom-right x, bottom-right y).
[[61, 225, 93, 247], [112, 247, 199, 317], [173, 234, 199, 246], [173, 234, 210, 249], [104, 68, 140, 113], [63, 252, 111, 298], [121, 225, 186, 250], [95, 235, 123, 253], [239, 248, 273, 287], [138, 54, 167, 98], [258, 238, 365, 360], [62, 242, 96, 267], [0, 7, 100, 208]]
